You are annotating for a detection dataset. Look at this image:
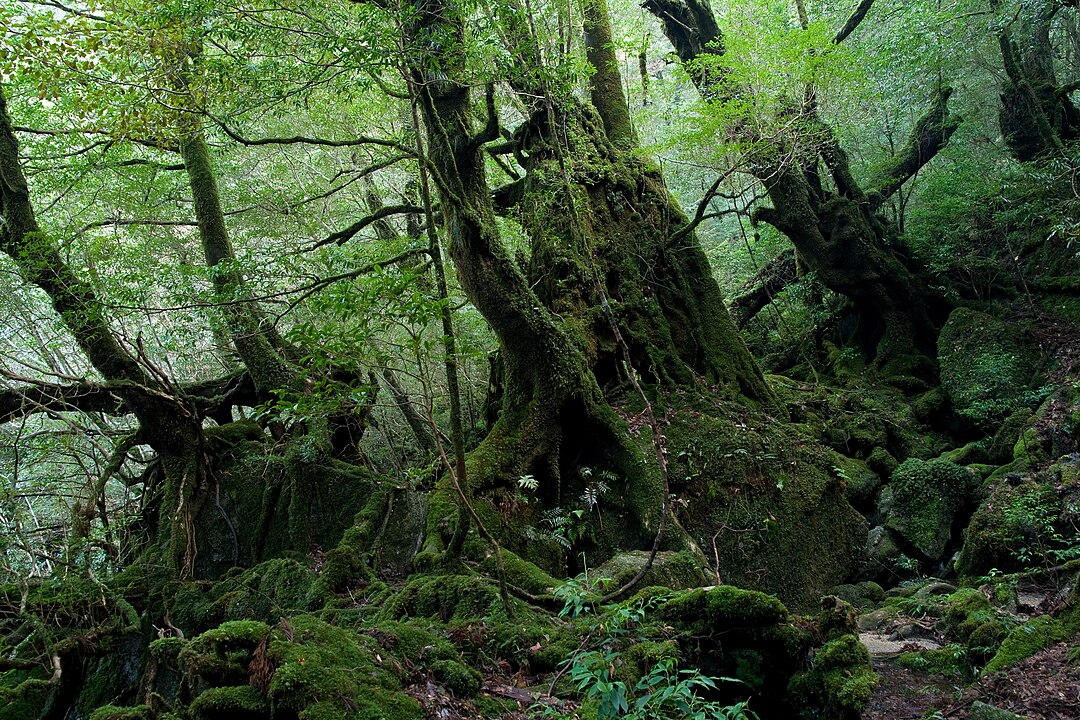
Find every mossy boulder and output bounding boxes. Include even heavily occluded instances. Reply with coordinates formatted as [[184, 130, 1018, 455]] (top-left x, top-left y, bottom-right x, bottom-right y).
[[179, 620, 270, 685], [937, 308, 1041, 429], [648, 585, 874, 717], [830, 452, 881, 511], [787, 634, 877, 720], [267, 614, 422, 720], [594, 550, 710, 590], [189, 685, 268, 719], [983, 614, 1068, 673], [659, 401, 869, 609], [880, 458, 978, 561], [956, 478, 1064, 576], [88, 706, 153, 720]]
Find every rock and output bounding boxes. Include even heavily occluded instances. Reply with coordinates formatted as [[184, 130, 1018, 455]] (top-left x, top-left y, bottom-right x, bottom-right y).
[[594, 550, 710, 590], [881, 458, 979, 561], [863, 525, 919, 582], [968, 700, 1023, 720], [937, 308, 1040, 429]]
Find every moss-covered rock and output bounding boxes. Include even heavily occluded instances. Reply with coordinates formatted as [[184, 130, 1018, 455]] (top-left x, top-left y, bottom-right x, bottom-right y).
[[881, 458, 978, 561], [88, 705, 153, 720], [896, 646, 970, 678], [956, 478, 1065, 576], [787, 634, 877, 720], [268, 614, 422, 720], [830, 452, 881, 511], [937, 308, 1040, 429], [431, 659, 482, 697], [983, 614, 1068, 673], [189, 685, 268, 719], [180, 620, 270, 685], [657, 400, 868, 609], [594, 550, 710, 590]]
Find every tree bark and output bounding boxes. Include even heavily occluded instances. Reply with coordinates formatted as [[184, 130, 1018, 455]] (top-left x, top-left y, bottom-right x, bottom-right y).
[[644, 0, 959, 363], [1, 85, 206, 576]]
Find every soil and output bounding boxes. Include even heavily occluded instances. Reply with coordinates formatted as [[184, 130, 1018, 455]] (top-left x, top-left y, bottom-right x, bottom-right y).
[[865, 641, 1080, 720]]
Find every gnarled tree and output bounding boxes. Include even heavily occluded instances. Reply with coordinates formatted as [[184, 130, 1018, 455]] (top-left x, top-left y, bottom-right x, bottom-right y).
[[645, 0, 962, 366]]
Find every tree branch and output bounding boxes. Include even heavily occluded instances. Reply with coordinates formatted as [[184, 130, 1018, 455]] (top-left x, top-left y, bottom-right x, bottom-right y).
[[870, 86, 961, 205], [833, 0, 876, 45], [308, 204, 425, 249]]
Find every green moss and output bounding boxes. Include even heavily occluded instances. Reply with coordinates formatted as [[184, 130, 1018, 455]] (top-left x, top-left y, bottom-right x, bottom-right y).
[[594, 550, 709, 591], [481, 548, 557, 595], [830, 452, 881, 510], [940, 588, 994, 642], [937, 308, 1040, 428], [788, 635, 877, 720], [896, 647, 969, 678], [659, 400, 868, 609], [884, 458, 978, 560], [431, 659, 482, 696], [149, 636, 187, 664], [180, 620, 269, 683], [661, 585, 788, 630], [173, 558, 322, 631], [88, 705, 152, 720], [957, 479, 1063, 576], [377, 572, 513, 624], [968, 701, 1023, 720], [617, 640, 680, 686], [268, 614, 421, 720], [983, 615, 1067, 673], [189, 685, 268, 719]]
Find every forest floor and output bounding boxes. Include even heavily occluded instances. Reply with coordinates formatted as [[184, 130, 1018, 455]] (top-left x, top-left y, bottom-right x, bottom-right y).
[[865, 642, 1080, 720], [860, 579, 1080, 720]]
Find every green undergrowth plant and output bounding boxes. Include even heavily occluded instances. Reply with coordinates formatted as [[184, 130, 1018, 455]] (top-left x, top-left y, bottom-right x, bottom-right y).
[[532, 577, 760, 720]]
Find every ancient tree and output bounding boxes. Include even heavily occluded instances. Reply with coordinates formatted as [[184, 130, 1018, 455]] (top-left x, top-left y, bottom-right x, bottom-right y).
[[645, 0, 962, 366]]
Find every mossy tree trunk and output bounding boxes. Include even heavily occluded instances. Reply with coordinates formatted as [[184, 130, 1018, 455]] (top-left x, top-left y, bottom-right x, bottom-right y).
[[1, 86, 207, 577], [992, 0, 1080, 161], [645, 0, 960, 364], [407, 0, 773, 538]]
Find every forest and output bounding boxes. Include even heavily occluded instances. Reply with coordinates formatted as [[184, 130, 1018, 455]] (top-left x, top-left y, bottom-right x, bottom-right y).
[[0, 0, 1079, 717]]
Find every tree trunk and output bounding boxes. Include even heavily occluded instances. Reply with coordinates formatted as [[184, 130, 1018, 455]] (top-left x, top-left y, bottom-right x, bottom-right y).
[[407, 0, 774, 550], [993, 0, 1080, 161], [1, 87, 206, 576], [645, 0, 959, 364]]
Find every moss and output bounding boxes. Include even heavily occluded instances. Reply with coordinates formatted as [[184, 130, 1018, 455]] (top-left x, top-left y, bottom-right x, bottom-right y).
[[829, 452, 881, 511], [149, 636, 187, 664], [937, 308, 1040, 428], [658, 399, 868, 609], [968, 701, 1024, 720], [661, 585, 788, 630], [481, 548, 557, 595], [180, 620, 269, 684], [788, 635, 877, 720], [316, 545, 375, 595], [431, 659, 482, 696], [189, 685, 268, 719], [983, 615, 1067, 673], [268, 614, 422, 720], [866, 447, 899, 479], [940, 588, 994, 642], [883, 458, 978, 560], [896, 646, 969, 678], [377, 572, 514, 624], [88, 705, 152, 720], [957, 479, 1063, 576], [617, 640, 680, 686], [594, 550, 709, 590]]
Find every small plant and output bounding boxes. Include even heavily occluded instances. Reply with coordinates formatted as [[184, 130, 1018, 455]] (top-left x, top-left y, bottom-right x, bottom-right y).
[[533, 579, 759, 720]]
